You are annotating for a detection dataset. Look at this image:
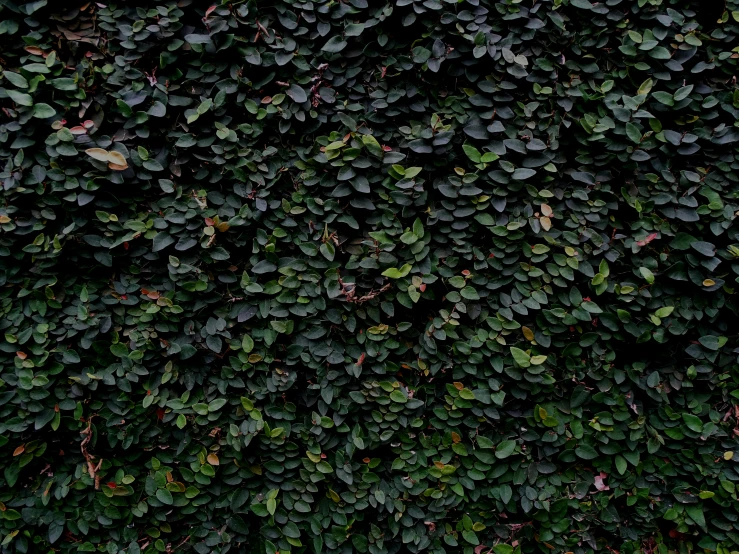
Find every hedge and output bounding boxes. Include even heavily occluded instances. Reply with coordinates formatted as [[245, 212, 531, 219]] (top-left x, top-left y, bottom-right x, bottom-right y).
[[1, 0, 739, 553]]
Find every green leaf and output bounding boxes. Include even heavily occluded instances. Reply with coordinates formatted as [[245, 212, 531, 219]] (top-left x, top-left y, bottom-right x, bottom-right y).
[[6, 89, 33, 106], [110, 343, 128, 357], [156, 489, 173, 505], [625, 122, 641, 143], [116, 99, 133, 117], [637, 78, 654, 95], [320, 241, 335, 261], [345, 23, 365, 36], [208, 398, 227, 411], [461, 530, 479, 545], [321, 36, 347, 53], [698, 335, 724, 351], [475, 213, 495, 226], [3, 72, 28, 88], [575, 444, 599, 459], [682, 413, 703, 433], [462, 143, 481, 163], [382, 264, 412, 279], [285, 84, 307, 103], [685, 504, 706, 530], [639, 267, 654, 284], [152, 232, 175, 252], [460, 286, 479, 300], [185, 34, 212, 44], [615, 455, 627, 475], [361, 134, 383, 157], [674, 84, 693, 101], [241, 334, 254, 353], [389, 390, 407, 403], [495, 440, 516, 459], [49, 77, 77, 91], [652, 91, 674, 106], [510, 347, 531, 368]]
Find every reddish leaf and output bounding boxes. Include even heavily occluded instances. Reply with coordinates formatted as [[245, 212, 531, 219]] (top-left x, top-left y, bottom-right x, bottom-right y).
[[636, 233, 658, 247], [594, 472, 609, 491]]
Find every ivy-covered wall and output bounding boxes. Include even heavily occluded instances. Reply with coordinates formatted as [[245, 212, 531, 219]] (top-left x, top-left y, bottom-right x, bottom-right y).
[[1, 0, 739, 553]]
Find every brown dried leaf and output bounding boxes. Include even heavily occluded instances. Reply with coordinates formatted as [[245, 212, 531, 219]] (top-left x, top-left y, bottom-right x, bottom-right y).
[[24, 46, 46, 56]]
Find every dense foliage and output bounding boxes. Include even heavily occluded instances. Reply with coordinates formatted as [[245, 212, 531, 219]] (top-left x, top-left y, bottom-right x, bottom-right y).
[[2, 0, 739, 553]]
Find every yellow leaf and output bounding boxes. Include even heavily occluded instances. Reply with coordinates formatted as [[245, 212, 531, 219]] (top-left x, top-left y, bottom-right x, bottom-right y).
[[108, 162, 129, 171], [451, 432, 461, 443], [541, 203, 552, 217], [86, 147, 109, 161], [106, 150, 127, 166], [703, 279, 715, 287], [328, 489, 340, 502], [540, 216, 552, 231], [522, 326, 535, 341], [0, 215, 11, 224], [13, 445, 25, 457], [725, 451, 734, 460], [207, 453, 220, 466]]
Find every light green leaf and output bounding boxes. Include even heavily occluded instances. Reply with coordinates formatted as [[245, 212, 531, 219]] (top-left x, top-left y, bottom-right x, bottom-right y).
[[381, 264, 412, 279], [510, 347, 531, 368], [639, 267, 654, 284]]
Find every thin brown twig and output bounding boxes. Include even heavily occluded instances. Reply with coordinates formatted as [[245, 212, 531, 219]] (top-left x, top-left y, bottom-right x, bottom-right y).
[[337, 275, 391, 304], [80, 415, 102, 490]]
